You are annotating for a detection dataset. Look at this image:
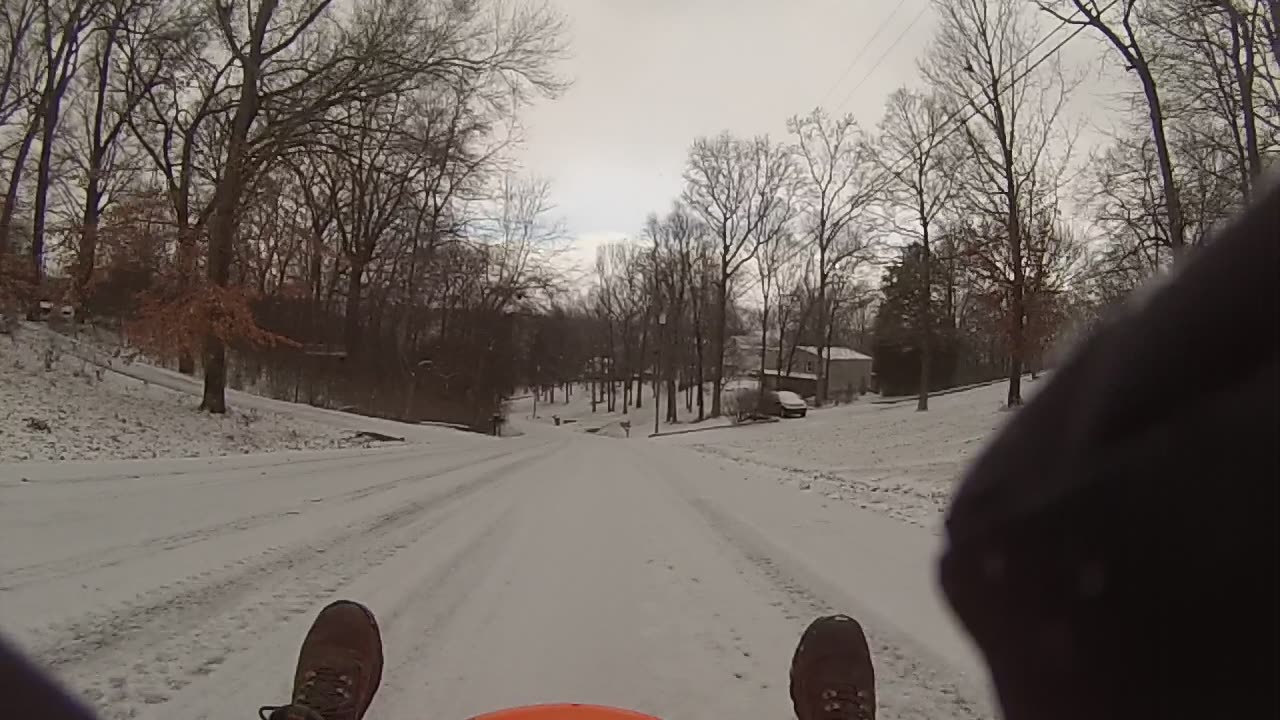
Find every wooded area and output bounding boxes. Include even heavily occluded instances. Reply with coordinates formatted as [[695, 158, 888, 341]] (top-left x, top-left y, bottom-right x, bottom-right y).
[[1, 0, 1273, 430]]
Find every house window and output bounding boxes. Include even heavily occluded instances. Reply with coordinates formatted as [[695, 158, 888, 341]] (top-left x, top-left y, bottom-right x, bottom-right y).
[[805, 360, 814, 373]]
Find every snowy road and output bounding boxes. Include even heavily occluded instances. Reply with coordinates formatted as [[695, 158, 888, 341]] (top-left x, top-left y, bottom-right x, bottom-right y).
[[0, 424, 994, 720]]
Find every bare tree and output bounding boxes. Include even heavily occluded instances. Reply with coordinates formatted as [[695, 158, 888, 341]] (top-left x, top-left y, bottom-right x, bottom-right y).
[[1068, 0, 1274, 303], [1156, 0, 1277, 201], [958, 205, 1085, 377], [197, 0, 566, 412], [0, 0, 104, 277], [753, 218, 801, 407], [788, 108, 877, 406], [683, 132, 792, 416], [321, 93, 431, 358], [770, 242, 808, 381], [681, 212, 714, 419], [0, 0, 41, 272], [475, 173, 567, 312], [0, 0, 39, 132], [1085, 132, 1174, 270], [1038, 0, 1187, 257], [65, 0, 177, 302], [1203, 0, 1268, 184], [126, 3, 233, 373], [872, 88, 962, 410], [646, 202, 705, 423], [398, 78, 514, 352], [592, 242, 624, 411], [924, 0, 1076, 407]]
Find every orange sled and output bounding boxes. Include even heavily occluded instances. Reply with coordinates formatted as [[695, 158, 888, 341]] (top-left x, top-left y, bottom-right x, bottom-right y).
[[472, 705, 661, 720]]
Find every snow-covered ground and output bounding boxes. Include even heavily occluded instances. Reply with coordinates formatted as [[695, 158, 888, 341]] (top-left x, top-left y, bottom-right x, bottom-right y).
[[1, 333, 1022, 720], [1, 421, 996, 720], [0, 324, 486, 463], [664, 379, 1043, 530], [507, 382, 735, 439]]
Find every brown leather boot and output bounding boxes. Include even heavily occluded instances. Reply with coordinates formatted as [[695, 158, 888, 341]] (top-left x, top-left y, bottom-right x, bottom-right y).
[[789, 615, 876, 720], [259, 600, 384, 720]]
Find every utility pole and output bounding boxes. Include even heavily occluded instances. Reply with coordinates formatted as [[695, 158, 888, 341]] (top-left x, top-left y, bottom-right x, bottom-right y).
[[531, 364, 540, 418], [653, 312, 666, 436]]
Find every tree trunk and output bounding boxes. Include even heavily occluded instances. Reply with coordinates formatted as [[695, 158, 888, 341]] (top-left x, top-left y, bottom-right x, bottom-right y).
[[605, 325, 616, 412], [202, 30, 263, 413], [758, 298, 770, 407], [665, 307, 681, 422], [917, 223, 932, 412], [344, 260, 365, 358], [202, 201, 235, 414], [0, 115, 40, 263], [694, 329, 705, 421], [73, 24, 117, 304], [623, 330, 632, 414], [176, 220, 197, 374], [815, 263, 828, 406], [636, 320, 647, 409], [608, 357, 616, 412], [31, 76, 69, 285], [690, 283, 706, 420], [1007, 235, 1026, 408], [711, 273, 726, 417], [985, 69, 1025, 409], [1078, 14, 1185, 256], [1222, 4, 1262, 188], [1007, 348, 1023, 407], [823, 306, 838, 401], [73, 180, 101, 303], [1137, 69, 1185, 256], [775, 339, 786, 385], [665, 317, 678, 422]]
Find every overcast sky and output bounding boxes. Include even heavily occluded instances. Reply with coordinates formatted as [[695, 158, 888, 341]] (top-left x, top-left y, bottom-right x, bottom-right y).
[[516, 0, 936, 275], [514, 0, 1118, 279]]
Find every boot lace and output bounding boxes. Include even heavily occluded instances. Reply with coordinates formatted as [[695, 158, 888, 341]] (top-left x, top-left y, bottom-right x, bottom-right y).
[[817, 682, 873, 720], [257, 667, 359, 720]]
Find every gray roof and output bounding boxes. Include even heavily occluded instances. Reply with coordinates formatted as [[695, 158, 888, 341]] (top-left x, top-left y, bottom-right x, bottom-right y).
[[796, 345, 872, 361]]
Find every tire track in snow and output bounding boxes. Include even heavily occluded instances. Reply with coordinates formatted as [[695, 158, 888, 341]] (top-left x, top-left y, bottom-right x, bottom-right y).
[[683, 495, 992, 720], [370, 501, 520, 714], [137, 475, 528, 720], [8, 442, 438, 487], [26, 442, 557, 707], [0, 444, 530, 591]]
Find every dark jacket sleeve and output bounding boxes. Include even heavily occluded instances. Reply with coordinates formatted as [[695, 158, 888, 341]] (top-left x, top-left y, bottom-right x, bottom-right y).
[[939, 179, 1279, 720], [1, 634, 100, 720]]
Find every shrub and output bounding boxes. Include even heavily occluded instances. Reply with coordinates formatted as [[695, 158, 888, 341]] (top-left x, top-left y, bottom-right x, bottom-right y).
[[724, 387, 761, 424]]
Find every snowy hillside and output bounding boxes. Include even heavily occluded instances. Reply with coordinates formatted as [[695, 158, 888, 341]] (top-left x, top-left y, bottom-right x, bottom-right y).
[[665, 379, 1043, 529], [0, 325, 485, 464]]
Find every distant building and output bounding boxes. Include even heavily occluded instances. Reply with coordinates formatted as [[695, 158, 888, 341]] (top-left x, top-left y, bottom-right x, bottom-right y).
[[727, 336, 872, 400], [794, 345, 873, 397], [725, 335, 780, 376]]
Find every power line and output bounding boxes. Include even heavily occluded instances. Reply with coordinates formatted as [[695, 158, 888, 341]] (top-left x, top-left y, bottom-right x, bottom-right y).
[[833, 1, 931, 113], [856, 0, 1120, 206], [816, 0, 907, 109]]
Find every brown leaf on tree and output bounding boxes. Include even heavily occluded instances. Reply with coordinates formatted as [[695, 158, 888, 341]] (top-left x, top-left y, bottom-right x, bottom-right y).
[[125, 284, 299, 364]]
